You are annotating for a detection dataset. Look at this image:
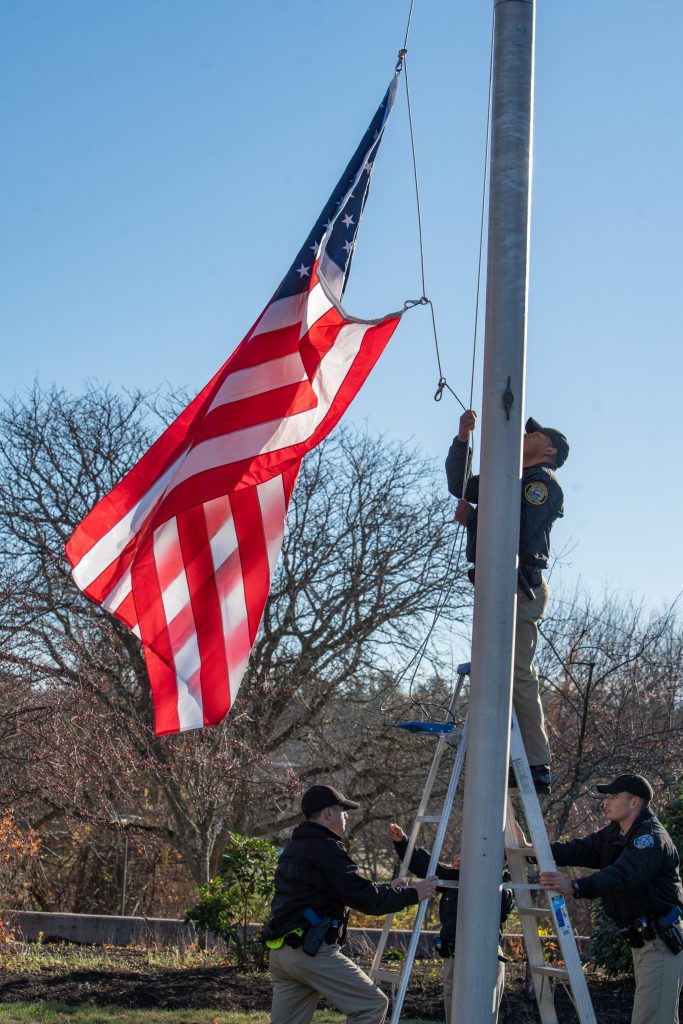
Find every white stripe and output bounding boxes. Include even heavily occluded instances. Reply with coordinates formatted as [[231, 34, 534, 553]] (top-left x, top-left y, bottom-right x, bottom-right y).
[[206, 496, 251, 705], [168, 320, 369, 488], [249, 293, 306, 339], [153, 518, 204, 731], [257, 474, 287, 576], [175, 638, 204, 731], [208, 352, 307, 412], [71, 450, 188, 592], [208, 500, 239, 571], [299, 282, 333, 338], [100, 566, 132, 613], [155, 520, 193, 623], [317, 256, 344, 301]]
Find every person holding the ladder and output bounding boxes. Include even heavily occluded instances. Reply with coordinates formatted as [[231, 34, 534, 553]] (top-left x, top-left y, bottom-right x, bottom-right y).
[[530, 773, 683, 1024], [446, 409, 568, 794], [387, 823, 514, 1023], [262, 784, 437, 1024]]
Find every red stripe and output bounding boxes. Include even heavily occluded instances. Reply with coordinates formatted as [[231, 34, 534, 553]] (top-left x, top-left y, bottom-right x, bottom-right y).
[[299, 307, 347, 379], [143, 646, 183, 737], [176, 508, 231, 726], [197, 381, 318, 440], [230, 488, 271, 642], [131, 531, 180, 734], [113, 591, 137, 630], [226, 321, 303, 371]]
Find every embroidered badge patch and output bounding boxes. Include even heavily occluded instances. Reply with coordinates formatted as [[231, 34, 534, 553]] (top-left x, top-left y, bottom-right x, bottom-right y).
[[634, 835, 654, 850], [524, 481, 548, 505]]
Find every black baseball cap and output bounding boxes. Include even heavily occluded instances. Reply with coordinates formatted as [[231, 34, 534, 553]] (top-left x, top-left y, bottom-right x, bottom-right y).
[[525, 417, 569, 467], [301, 784, 360, 815], [596, 774, 653, 804]]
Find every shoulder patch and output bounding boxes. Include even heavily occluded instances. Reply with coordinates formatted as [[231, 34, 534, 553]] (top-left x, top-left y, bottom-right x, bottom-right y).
[[524, 481, 548, 506], [634, 835, 655, 850]]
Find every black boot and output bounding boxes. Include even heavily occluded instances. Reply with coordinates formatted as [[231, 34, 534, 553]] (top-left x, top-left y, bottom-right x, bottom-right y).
[[508, 764, 551, 795]]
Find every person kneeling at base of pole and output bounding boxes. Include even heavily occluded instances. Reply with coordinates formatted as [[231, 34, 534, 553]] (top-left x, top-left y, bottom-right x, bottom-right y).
[[262, 785, 438, 1024], [388, 823, 514, 1024]]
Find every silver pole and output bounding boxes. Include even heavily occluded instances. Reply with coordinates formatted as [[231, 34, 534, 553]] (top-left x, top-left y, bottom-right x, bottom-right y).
[[451, 1, 535, 1020]]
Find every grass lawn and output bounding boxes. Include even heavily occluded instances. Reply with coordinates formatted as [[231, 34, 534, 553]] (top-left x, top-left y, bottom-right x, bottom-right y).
[[0, 1008, 433, 1024]]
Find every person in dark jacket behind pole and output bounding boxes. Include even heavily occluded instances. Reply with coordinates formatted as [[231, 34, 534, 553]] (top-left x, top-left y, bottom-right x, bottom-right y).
[[388, 823, 514, 1023], [446, 409, 568, 794], [262, 785, 437, 1024], [523, 773, 683, 1024]]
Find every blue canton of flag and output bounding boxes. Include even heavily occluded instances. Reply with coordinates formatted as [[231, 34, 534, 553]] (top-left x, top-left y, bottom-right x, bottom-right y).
[[276, 78, 398, 305]]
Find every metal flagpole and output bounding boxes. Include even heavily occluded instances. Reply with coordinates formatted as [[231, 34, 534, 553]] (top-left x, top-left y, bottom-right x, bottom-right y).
[[451, 1, 535, 1020]]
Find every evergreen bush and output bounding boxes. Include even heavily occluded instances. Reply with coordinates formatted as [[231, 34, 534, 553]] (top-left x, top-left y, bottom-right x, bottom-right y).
[[185, 833, 277, 968]]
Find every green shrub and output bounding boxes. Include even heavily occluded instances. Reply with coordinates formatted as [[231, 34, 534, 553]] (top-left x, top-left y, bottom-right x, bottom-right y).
[[588, 903, 632, 976], [185, 833, 278, 968]]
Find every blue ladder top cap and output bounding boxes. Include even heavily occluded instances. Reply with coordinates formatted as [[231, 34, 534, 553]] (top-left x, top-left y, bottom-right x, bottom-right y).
[[457, 662, 471, 675], [396, 721, 455, 734]]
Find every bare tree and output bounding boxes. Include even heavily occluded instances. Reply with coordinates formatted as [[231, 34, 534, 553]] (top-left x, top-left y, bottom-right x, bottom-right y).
[[0, 384, 470, 906], [534, 587, 683, 836]]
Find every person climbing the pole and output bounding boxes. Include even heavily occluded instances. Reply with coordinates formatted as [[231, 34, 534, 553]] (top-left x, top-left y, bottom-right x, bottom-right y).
[[446, 410, 568, 793], [520, 773, 683, 1024], [387, 823, 513, 1023], [262, 784, 438, 1024]]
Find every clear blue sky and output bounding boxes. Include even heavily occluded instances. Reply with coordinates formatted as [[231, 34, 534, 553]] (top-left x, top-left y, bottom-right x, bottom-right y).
[[2, 0, 681, 610]]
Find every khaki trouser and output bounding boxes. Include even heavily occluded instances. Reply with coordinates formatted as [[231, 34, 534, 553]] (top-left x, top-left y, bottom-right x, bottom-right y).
[[631, 936, 683, 1024], [442, 954, 505, 1023], [514, 579, 550, 766], [269, 941, 388, 1024]]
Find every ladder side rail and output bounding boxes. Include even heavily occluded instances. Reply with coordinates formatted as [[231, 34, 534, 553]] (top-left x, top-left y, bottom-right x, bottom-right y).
[[388, 717, 469, 1024], [369, 734, 449, 977], [370, 670, 468, 977], [510, 713, 598, 1024], [505, 798, 559, 1024], [401, 667, 467, 865]]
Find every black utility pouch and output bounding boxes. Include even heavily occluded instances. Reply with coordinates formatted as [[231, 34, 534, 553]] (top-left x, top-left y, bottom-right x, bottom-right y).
[[303, 918, 331, 957], [656, 920, 683, 956]]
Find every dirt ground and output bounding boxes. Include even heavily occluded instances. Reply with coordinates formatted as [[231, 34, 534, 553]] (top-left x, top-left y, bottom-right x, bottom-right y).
[[0, 954, 637, 1022]]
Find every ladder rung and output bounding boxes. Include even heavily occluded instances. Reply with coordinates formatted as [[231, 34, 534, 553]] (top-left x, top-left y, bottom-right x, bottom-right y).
[[530, 964, 570, 979], [415, 814, 442, 823], [518, 905, 552, 917], [505, 845, 535, 855], [374, 967, 403, 983]]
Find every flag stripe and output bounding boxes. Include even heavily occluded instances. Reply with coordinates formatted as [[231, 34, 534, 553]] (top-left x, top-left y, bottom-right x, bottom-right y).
[[178, 507, 231, 725]]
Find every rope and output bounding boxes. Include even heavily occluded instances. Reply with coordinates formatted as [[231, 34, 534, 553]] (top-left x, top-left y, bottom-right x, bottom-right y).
[[380, 3, 497, 721], [402, 53, 467, 411], [402, 0, 416, 51]]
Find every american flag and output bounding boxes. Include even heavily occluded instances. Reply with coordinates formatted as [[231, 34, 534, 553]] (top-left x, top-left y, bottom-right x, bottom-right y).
[[66, 77, 405, 735]]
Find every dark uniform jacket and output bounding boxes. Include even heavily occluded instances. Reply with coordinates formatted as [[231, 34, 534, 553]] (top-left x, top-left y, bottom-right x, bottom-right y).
[[445, 438, 564, 572], [394, 837, 514, 956], [262, 821, 420, 942], [551, 808, 683, 927]]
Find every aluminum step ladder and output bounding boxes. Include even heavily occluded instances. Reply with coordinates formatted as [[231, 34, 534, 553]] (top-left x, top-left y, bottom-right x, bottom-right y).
[[368, 663, 470, 1024], [505, 711, 597, 1024], [370, 665, 597, 1024]]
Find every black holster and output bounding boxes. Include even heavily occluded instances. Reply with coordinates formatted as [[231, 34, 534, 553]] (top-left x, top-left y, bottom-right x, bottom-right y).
[[302, 917, 332, 957], [655, 919, 683, 956]]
